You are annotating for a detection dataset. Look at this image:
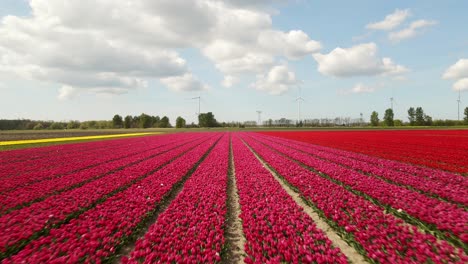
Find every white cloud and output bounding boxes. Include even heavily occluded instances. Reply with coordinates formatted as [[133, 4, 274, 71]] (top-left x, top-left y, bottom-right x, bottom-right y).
[[389, 19, 437, 42], [257, 30, 321, 60], [312, 43, 408, 77], [350, 83, 376, 94], [443, 59, 468, 80], [0, 0, 320, 97], [251, 65, 297, 95], [160, 74, 209, 92], [221, 75, 238, 88], [453, 78, 468, 91], [339, 83, 379, 95], [57, 85, 79, 101], [366, 9, 411, 30]]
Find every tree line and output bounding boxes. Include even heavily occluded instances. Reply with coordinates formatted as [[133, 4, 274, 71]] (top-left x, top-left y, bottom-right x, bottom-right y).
[[370, 107, 468, 127]]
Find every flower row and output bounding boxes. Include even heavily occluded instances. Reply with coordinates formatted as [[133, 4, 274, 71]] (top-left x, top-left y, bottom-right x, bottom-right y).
[[0, 134, 203, 215], [260, 134, 467, 205], [125, 134, 229, 263], [232, 136, 347, 263], [250, 133, 468, 244], [242, 133, 467, 263], [0, 135, 212, 254], [4, 134, 221, 263]]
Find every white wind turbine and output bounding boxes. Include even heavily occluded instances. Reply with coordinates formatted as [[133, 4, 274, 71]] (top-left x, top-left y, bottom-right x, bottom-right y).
[[256, 110, 262, 126], [294, 84, 305, 124]]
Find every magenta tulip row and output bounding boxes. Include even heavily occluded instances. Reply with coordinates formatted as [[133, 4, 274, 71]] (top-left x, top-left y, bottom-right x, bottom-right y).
[[241, 134, 467, 263], [124, 134, 229, 263], [0, 134, 197, 189], [249, 133, 468, 244], [3, 135, 220, 263], [0, 135, 158, 176], [262, 134, 467, 188], [232, 136, 348, 263], [0, 134, 213, 253], [0, 134, 203, 215], [260, 134, 467, 205]]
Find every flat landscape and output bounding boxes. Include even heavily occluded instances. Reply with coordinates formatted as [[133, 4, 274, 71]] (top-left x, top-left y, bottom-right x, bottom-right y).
[[0, 130, 466, 263]]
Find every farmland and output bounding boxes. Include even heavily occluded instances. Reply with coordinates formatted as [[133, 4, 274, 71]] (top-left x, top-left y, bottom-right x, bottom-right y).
[[0, 130, 467, 263]]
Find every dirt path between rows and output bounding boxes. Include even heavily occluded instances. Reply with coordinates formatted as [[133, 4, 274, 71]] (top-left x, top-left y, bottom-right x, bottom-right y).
[[222, 136, 246, 264], [243, 138, 368, 264]]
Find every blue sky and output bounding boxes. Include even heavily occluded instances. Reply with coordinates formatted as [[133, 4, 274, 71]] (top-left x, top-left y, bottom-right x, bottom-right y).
[[0, 0, 467, 124]]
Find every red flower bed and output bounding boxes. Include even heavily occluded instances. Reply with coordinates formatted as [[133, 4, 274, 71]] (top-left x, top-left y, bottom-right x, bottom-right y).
[[0, 134, 203, 214], [249, 133, 468, 244], [232, 136, 347, 263], [242, 133, 467, 263], [125, 134, 229, 263], [0, 134, 211, 254], [259, 130, 468, 173], [3, 135, 220, 263]]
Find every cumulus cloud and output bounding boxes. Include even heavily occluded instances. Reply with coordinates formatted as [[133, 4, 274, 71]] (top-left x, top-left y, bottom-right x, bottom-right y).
[[221, 75, 238, 88], [453, 78, 468, 91], [443, 59, 468, 80], [366, 9, 411, 30], [57, 85, 79, 101], [389, 19, 437, 42], [251, 65, 297, 95], [160, 74, 209, 92], [443, 59, 468, 91], [312, 43, 408, 77], [0, 0, 320, 98]]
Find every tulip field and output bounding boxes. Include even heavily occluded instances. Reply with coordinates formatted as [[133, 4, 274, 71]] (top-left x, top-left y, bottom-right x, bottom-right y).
[[0, 130, 467, 263]]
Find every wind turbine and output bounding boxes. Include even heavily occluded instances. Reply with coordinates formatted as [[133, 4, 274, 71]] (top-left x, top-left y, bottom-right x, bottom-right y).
[[256, 110, 262, 126], [295, 85, 305, 124], [457, 88, 461, 121], [191, 95, 201, 116], [390, 97, 394, 111]]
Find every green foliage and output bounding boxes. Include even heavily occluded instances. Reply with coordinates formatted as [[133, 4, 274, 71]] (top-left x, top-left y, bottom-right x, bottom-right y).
[[370, 111, 379, 126], [50, 122, 64, 130], [159, 116, 171, 128], [384, 108, 394, 126], [175, 116, 186, 128], [465, 107, 468, 124], [394, 119, 403, 126], [407, 107, 416, 125], [123, 115, 132, 129], [67, 120, 81, 129], [139, 113, 152, 128], [198, 112, 218, 127], [112, 115, 123, 128], [33, 123, 44, 130], [415, 107, 425, 126]]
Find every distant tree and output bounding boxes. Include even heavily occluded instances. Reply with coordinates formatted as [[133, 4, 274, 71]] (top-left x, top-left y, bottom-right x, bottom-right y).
[[160, 116, 171, 128], [394, 119, 403, 126], [407, 107, 416, 125], [384, 108, 394, 126], [112, 114, 123, 128], [33, 123, 44, 130], [50, 122, 64, 130], [132, 116, 140, 128], [464, 107, 468, 124], [424, 114, 433, 126], [175, 116, 186, 128], [370, 111, 379, 126], [67, 120, 80, 129], [124, 115, 132, 129], [151, 116, 160, 128], [139, 113, 152, 128], [415, 107, 425, 126], [267, 119, 273, 127], [198, 112, 218, 127]]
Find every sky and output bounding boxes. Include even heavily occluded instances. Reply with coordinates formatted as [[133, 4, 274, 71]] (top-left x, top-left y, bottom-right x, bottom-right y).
[[0, 0, 467, 124]]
